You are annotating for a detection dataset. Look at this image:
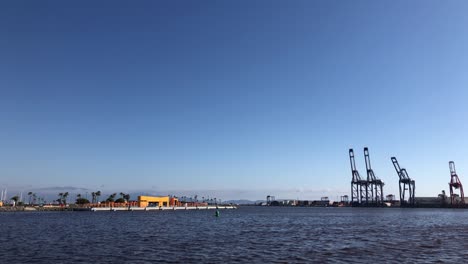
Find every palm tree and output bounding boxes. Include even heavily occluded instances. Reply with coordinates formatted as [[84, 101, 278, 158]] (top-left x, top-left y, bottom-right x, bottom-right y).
[[106, 193, 117, 202], [58, 193, 64, 205], [63, 192, 69, 205], [32, 193, 37, 205], [11, 195, 19, 206], [96, 191, 101, 202], [28, 192, 33, 204], [123, 193, 130, 202]]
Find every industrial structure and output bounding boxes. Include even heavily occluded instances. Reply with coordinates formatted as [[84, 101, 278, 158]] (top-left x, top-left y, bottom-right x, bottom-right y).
[[448, 161, 465, 205], [137, 196, 179, 207], [266, 195, 276, 206], [348, 148, 468, 208], [391, 157, 415, 206], [349, 149, 366, 205], [349, 148, 385, 206], [364, 148, 384, 205]]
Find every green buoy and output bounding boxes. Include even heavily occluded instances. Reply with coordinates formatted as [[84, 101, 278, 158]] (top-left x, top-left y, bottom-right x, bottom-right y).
[[215, 209, 220, 217]]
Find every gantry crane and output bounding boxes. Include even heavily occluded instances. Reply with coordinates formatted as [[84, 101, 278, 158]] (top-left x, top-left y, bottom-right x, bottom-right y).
[[349, 149, 367, 205], [391, 157, 415, 206], [364, 148, 384, 205], [449, 161, 464, 205]]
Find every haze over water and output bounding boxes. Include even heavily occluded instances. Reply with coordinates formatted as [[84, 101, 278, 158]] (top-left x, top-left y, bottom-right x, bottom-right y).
[[1, 207, 467, 263]]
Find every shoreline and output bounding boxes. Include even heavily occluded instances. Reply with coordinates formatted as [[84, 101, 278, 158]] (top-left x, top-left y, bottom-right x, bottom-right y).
[[0, 205, 237, 212]]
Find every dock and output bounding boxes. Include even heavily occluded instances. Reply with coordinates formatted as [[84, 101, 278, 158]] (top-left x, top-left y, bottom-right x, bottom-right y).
[[90, 205, 237, 212]]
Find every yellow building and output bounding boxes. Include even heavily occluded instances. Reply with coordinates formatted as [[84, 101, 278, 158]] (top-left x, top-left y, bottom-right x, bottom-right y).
[[138, 196, 179, 207]]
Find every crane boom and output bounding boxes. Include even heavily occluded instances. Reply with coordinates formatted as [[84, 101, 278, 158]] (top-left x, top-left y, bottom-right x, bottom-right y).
[[390, 157, 415, 206]]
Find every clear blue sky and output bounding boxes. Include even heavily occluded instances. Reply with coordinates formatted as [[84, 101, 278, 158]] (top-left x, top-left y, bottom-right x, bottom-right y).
[[1, 1, 468, 200]]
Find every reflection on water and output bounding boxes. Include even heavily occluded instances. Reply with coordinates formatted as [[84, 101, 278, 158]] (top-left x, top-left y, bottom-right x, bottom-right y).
[[1, 207, 468, 263]]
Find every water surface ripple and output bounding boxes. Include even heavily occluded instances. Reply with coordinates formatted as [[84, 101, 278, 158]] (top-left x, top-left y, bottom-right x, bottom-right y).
[[1, 207, 468, 263]]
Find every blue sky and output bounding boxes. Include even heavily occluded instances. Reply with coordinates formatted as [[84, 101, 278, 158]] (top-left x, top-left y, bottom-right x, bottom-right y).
[[1, 1, 468, 200]]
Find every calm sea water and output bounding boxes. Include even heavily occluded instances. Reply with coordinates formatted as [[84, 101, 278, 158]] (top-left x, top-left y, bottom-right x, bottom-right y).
[[1, 207, 468, 263]]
